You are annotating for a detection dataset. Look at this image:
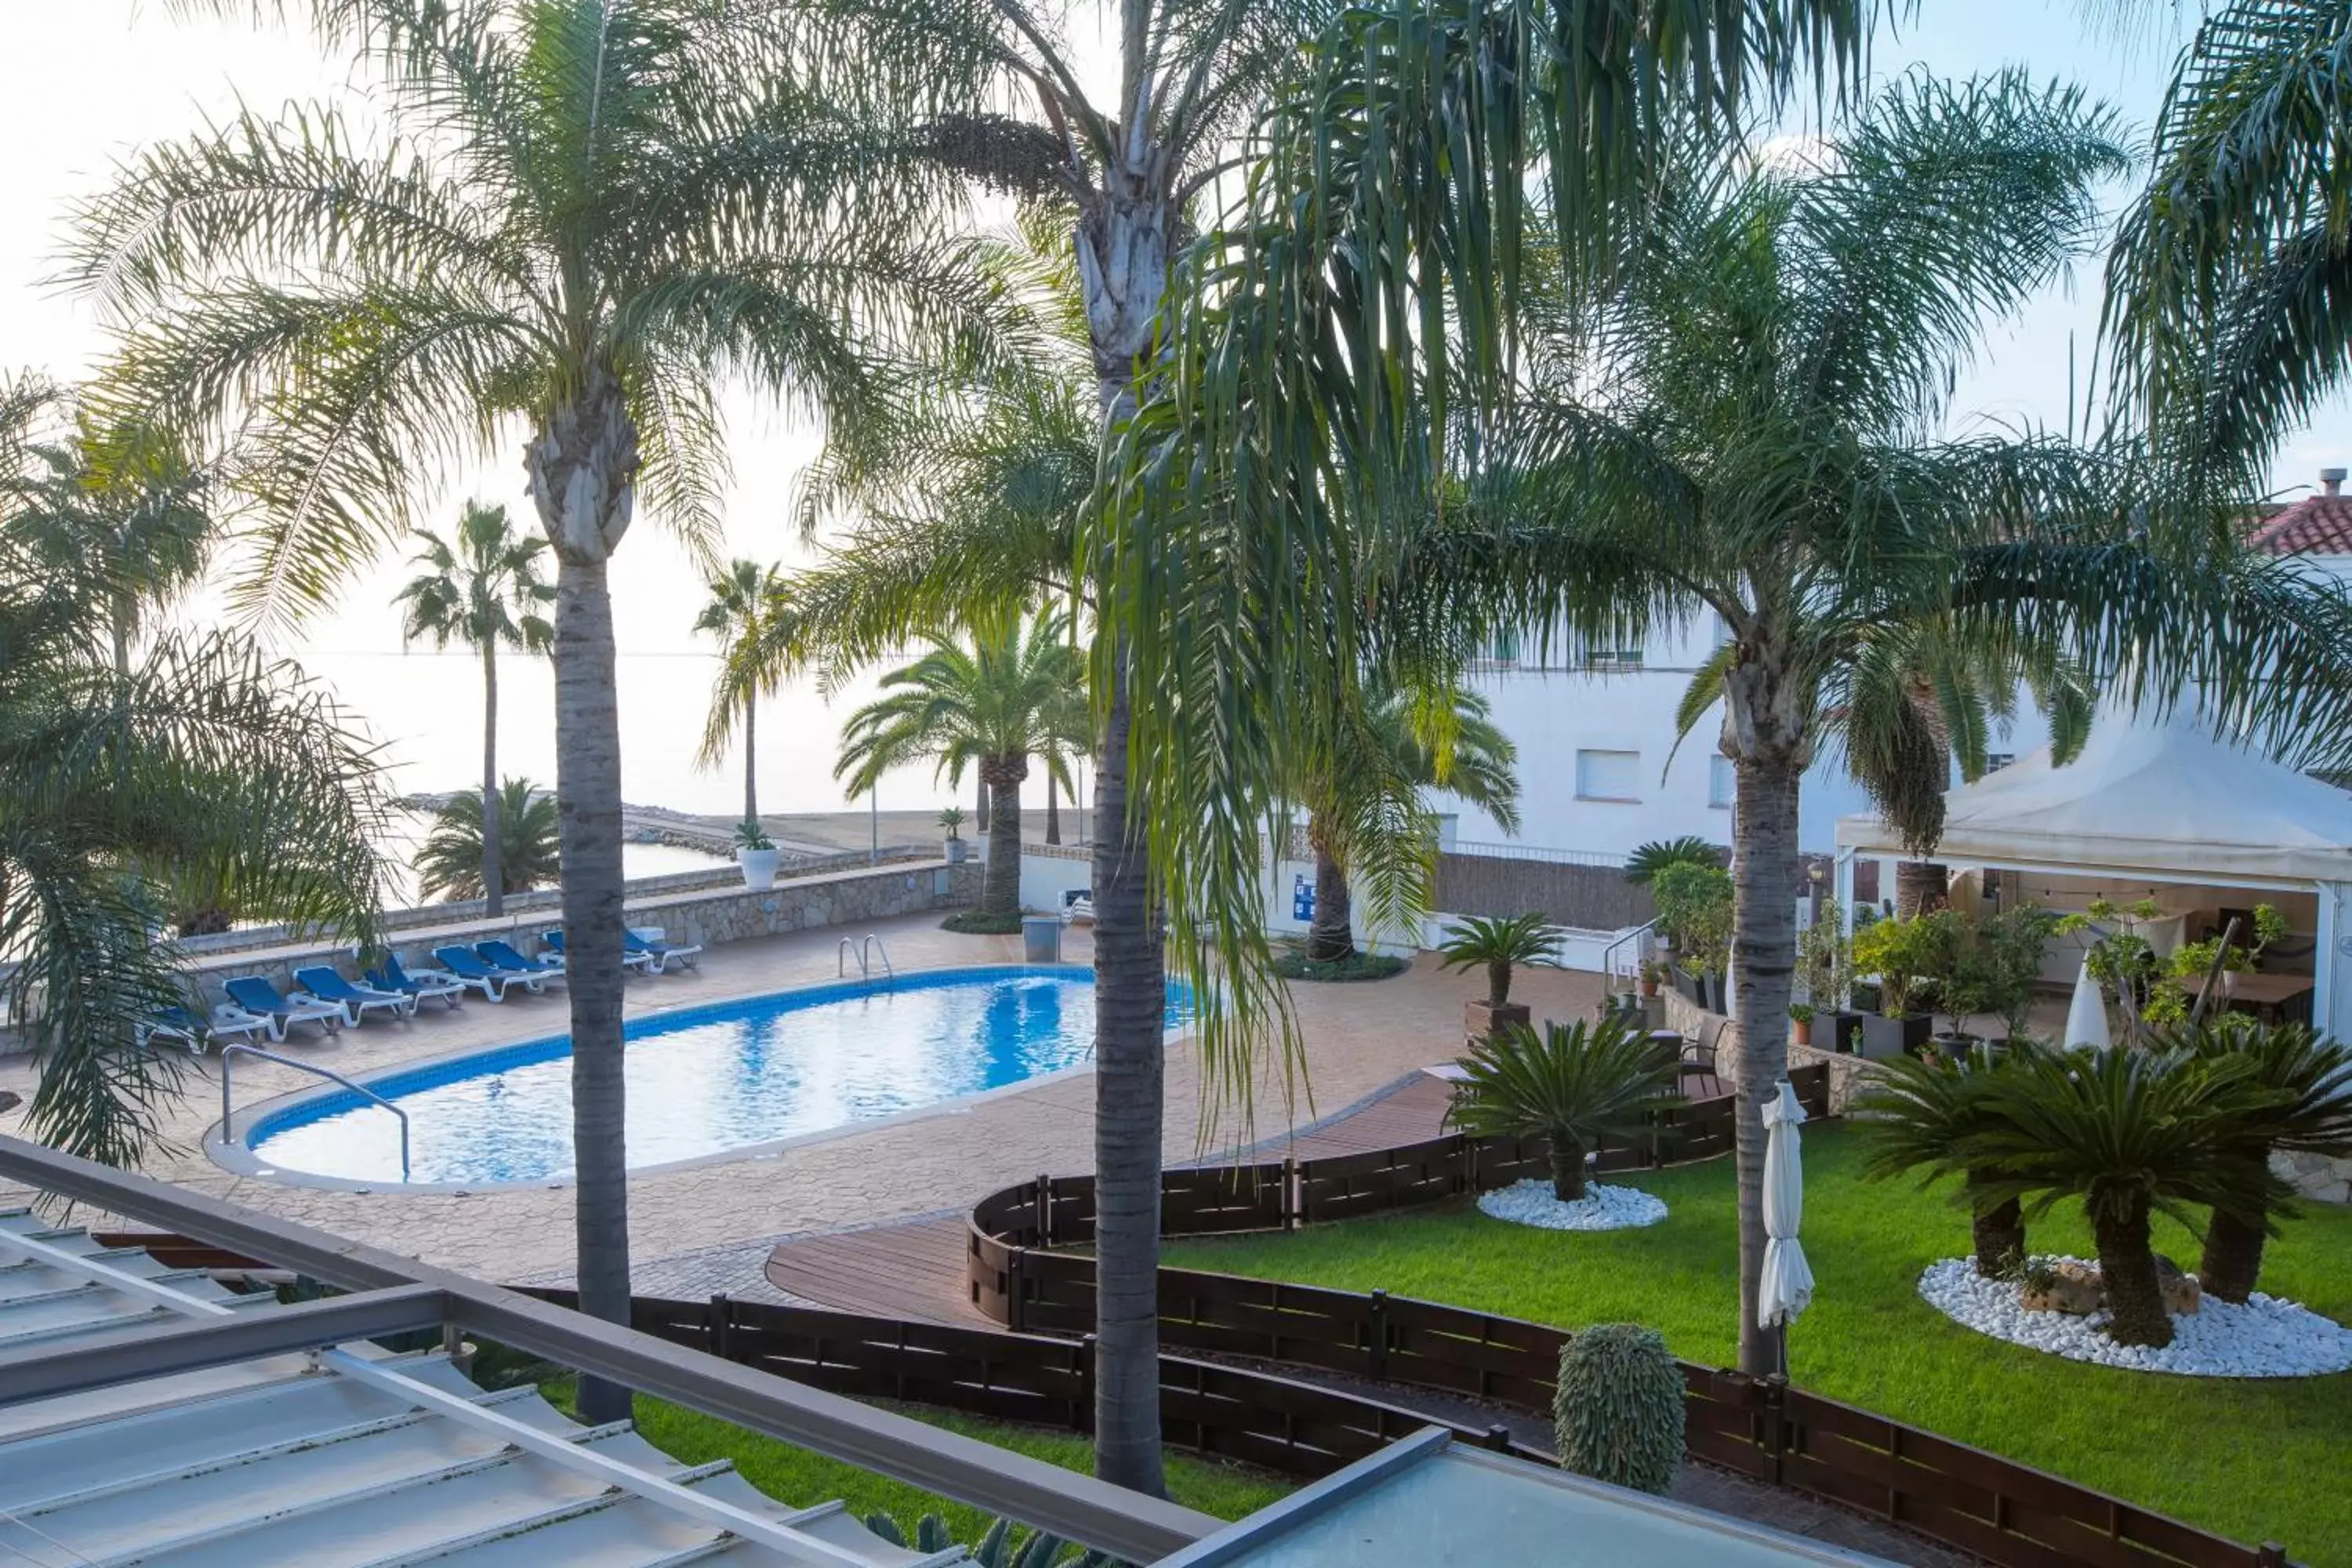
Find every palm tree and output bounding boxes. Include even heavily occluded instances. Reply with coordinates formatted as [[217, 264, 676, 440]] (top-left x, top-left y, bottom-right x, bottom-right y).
[[1435, 914, 1564, 1012], [1109, 68, 2352, 1378], [692, 560, 790, 829], [1969, 1045, 2285, 1348], [1302, 680, 1519, 964], [393, 503, 553, 917], [2160, 1016, 2352, 1303], [1451, 1017, 1681, 1201], [67, 2, 984, 1415], [2104, 0, 2352, 480], [1624, 837, 1722, 888], [789, 0, 1870, 1486], [835, 612, 1086, 924], [415, 779, 562, 902], [1853, 1048, 2029, 1279], [0, 373, 388, 1165]]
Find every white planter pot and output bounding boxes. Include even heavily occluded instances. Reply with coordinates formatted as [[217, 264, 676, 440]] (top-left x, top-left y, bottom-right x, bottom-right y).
[[737, 847, 779, 891]]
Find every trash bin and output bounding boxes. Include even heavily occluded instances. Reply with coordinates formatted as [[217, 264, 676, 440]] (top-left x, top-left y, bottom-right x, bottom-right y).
[[1022, 914, 1062, 964]]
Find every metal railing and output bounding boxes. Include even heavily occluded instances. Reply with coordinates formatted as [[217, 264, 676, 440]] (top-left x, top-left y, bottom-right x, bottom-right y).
[[217, 1044, 410, 1181], [1599, 917, 1661, 992], [1450, 839, 1628, 870], [835, 933, 895, 982]]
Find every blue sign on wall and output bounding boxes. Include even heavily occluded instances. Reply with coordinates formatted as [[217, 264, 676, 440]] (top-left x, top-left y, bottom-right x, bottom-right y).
[[1292, 873, 1315, 922]]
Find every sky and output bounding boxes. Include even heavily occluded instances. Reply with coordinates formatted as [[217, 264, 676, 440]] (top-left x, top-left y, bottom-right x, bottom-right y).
[[2, 2, 2345, 820]]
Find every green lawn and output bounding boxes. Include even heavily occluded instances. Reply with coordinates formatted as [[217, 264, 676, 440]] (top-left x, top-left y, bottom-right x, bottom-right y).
[[1166, 1123, 2352, 1564], [545, 1380, 1289, 1548]]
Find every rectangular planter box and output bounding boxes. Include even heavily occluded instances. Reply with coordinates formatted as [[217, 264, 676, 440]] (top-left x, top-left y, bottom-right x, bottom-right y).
[[1857, 1012, 1932, 1059], [1818, 1009, 1866, 1054]]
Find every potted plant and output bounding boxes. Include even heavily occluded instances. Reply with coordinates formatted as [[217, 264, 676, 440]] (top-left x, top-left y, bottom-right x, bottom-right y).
[[1650, 861, 1733, 1011], [1788, 1002, 1816, 1048], [734, 818, 779, 891], [1849, 915, 1934, 1058], [938, 805, 968, 864], [1797, 898, 1861, 1053], [1978, 904, 2056, 1044], [2167, 902, 2288, 1004], [2056, 898, 2179, 1036], [1436, 913, 1565, 1040], [1916, 909, 1999, 1053], [1637, 959, 1663, 998]]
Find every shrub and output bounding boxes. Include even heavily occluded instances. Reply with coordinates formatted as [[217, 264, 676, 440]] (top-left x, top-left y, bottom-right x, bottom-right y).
[[1795, 898, 1852, 1011], [1435, 913, 1564, 1007], [1849, 915, 1938, 1018], [1452, 1017, 1681, 1200], [866, 1512, 1112, 1568], [1554, 1323, 1685, 1495], [1624, 835, 1722, 887], [1650, 861, 1733, 978]]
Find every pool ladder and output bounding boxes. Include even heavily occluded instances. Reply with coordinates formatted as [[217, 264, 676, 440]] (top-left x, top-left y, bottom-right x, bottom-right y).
[[217, 1043, 411, 1181], [837, 933, 895, 982]]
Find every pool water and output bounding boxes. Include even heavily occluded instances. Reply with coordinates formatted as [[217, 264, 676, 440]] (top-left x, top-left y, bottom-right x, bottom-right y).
[[241, 966, 1190, 1188]]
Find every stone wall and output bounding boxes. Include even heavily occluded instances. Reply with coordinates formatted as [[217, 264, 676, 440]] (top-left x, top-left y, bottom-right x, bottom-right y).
[[172, 858, 981, 1006], [1659, 988, 1877, 1115]]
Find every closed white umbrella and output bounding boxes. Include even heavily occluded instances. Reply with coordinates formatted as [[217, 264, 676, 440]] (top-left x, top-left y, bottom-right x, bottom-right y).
[[1758, 1079, 1814, 1377], [2064, 957, 2111, 1051]]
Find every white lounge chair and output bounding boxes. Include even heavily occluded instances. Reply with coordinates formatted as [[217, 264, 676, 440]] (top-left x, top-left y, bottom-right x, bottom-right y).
[[1061, 891, 1096, 925], [624, 929, 701, 974], [292, 965, 416, 1026], [222, 977, 344, 1041], [205, 1003, 277, 1047]]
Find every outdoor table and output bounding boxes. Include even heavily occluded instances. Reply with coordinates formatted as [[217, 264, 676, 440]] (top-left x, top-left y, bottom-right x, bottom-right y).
[[2172, 970, 2316, 1025]]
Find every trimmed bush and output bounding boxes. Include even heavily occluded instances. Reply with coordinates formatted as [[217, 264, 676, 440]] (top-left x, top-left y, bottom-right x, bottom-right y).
[[1553, 1323, 1684, 1494], [866, 1512, 1113, 1567]]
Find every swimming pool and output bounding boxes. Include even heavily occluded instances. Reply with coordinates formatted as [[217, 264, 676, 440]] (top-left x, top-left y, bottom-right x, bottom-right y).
[[234, 965, 1191, 1189]]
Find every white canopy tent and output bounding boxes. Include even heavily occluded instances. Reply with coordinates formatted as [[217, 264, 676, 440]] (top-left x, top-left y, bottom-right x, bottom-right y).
[[1832, 708, 2352, 1042]]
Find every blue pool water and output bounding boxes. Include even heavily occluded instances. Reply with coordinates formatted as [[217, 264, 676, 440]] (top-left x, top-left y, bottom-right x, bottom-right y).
[[241, 966, 1190, 1187]]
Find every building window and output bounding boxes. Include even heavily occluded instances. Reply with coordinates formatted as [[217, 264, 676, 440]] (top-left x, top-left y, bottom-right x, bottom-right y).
[[1708, 755, 1734, 808], [1470, 629, 1522, 670], [1579, 645, 1646, 673], [1986, 753, 2015, 772], [1576, 749, 1642, 802]]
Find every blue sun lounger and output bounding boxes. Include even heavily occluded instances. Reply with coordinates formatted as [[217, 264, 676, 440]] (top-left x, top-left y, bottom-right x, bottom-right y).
[[292, 965, 416, 1025], [477, 938, 564, 984], [624, 929, 702, 974], [364, 953, 468, 1011], [543, 930, 657, 974], [222, 976, 344, 1040], [432, 945, 545, 1001]]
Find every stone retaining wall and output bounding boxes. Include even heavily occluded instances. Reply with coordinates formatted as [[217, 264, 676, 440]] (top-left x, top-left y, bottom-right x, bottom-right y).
[[172, 858, 981, 1006], [1659, 988, 1876, 1114]]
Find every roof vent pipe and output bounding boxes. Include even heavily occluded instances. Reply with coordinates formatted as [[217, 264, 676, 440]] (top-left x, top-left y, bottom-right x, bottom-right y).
[[2321, 467, 2346, 497]]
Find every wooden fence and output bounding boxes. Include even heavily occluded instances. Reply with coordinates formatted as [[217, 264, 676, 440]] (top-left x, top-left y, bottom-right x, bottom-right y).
[[958, 1062, 2286, 1568], [1433, 851, 1657, 931]]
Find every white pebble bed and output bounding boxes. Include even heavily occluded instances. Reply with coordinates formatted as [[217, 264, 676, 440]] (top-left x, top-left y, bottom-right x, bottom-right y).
[[1918, 1257, 2352, 1377], [1476, 1178, 1668, 1232]]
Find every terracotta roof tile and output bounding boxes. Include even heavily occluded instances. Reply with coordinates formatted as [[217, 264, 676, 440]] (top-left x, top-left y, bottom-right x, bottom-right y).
[[2247, 494, 2352, 557]]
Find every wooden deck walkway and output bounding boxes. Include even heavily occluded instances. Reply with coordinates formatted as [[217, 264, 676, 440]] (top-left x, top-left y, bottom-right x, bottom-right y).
[[764, 1072, 1459, 1324]]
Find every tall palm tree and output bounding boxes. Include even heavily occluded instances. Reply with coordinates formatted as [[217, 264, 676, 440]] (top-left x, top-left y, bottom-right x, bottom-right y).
[[393, 503, 553, 916], [1302, 680, 1518, 963], [415, 778, 563, 902], [834, 612, 1086, 922], [0, 374, 387, 1165], [790, 0, 1870, 1486], [692, 559, 790, 829], [2104, 0, 2352, 480], [1108, 70, 2352, 1378], [68, 0, 984, 1420]]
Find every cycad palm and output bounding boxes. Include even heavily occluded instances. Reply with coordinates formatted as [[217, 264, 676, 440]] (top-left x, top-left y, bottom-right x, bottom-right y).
[[67, 0, 982, 1412], [1853, 1048, 2029, 1279], [692, 559, 790, 829], [835, 614, 1087, 922], [1451, 1018, 1681, 1201], [415, 778, 562, 902], [1303, 681, 1518, 963], [394, 502, 553, 916]]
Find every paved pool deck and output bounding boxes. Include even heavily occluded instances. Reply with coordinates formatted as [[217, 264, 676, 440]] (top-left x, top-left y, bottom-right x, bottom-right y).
[[0, 911, 1606, 1290]]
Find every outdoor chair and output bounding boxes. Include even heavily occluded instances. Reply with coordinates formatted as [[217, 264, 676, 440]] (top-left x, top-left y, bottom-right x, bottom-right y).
[[431, 946, 544, 1001], [292, 965, 416, 1026], [136, 1006, 212, 1054], [623, 929, 702, 974], [541, 930, 658, 974], [1677, 1018, 1726, 1099], [221, 976, 344, 1040], [364, 953, 468, 1010], [477, 939, 566, 984]]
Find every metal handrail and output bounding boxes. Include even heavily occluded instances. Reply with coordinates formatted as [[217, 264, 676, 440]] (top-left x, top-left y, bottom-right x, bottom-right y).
[[217, 1044, 410, 1181], [836, 937, 866, 979], [1599, 917, 1661, 989], [860, 934, 895, 982]]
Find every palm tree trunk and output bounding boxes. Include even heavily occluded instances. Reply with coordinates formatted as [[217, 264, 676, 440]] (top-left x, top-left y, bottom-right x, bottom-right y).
[[481, 641, 504, 916], [1894, 859, 1947, 919], [1080, 154, 1175, 1496], [1306, 829, 1356, 964], [1045, 770, 1062, 845], [2093, 1197, 2172, 1348], [1550, 1134, 1588, 1202], [977, 775, 990, 833], [742, 694, 757, 827], [2199, 1202, 2268, 1305], [528, 365, 637, 1427], [982, 760, 1024, 919], [1728, 737, 1802, 1377], [1090, 653, 1167, 1497], [1966, 1173, 2024, 1277]]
